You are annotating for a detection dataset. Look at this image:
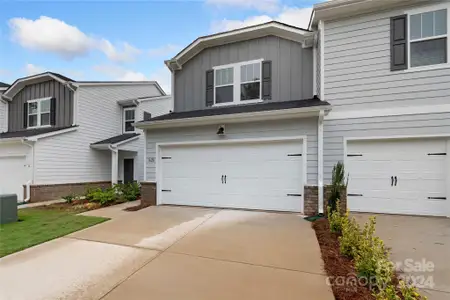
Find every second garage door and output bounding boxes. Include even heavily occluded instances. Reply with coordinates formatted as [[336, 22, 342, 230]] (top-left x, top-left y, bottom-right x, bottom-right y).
[[0, 156, 28, 201], [346, 138, 448, 216], [159, 139, 304, 212]]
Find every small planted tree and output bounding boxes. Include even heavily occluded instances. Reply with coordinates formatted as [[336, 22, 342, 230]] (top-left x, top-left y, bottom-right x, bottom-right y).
[[328, 161, 348, 214]]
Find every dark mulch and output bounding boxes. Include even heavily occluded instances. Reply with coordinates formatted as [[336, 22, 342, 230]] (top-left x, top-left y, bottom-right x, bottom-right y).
[[124, 201, 151, 212], [312, 219, 375, 300]]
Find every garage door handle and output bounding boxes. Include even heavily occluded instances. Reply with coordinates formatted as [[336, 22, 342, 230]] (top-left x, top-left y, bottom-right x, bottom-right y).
[[224, 175, 227, 184], [391, 176, 394, 186], [221, 175, 224, 184], [394, 176, 397, 186]]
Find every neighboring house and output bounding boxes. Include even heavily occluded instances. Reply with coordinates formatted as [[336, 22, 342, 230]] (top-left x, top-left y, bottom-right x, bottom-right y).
[[313, 0, 450, 217], [136, 22, 331, 214], [0, 72, 172, 202], [0, 82, 10, 133]]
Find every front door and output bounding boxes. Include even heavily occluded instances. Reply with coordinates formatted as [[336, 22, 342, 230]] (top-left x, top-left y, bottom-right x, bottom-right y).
[[124, 158, 134, 184]]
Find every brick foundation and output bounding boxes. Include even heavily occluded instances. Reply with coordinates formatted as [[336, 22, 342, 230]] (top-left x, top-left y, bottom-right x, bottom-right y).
[[24, 181, 111, 203], [140, 182, 157, 206], [304, 185, 347, 216]]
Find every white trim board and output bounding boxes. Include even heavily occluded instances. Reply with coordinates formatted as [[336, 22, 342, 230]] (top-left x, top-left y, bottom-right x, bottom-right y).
[[155, 135, 308, 206], [136, 106, 330, 129], [325, 104, 450, 121]]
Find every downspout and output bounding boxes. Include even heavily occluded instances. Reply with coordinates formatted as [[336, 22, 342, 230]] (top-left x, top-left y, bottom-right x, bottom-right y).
[[21, 139, 35, 203], [318, 110, 324, 214]]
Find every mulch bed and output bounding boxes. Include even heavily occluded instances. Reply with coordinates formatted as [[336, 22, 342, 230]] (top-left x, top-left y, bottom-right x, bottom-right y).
[[312, 218, 375, 300], [123, 200, 151, 212]]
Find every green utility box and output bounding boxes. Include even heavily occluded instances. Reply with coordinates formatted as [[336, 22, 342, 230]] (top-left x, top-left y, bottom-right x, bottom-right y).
[[0, 194, 18, 224]]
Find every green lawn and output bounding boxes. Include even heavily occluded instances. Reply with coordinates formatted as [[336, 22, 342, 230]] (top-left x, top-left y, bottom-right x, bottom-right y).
[[0, 208, 109, 258]]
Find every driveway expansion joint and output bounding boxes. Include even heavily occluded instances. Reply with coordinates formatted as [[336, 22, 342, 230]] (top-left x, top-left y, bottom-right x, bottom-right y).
[[166, 250, 327, 277]]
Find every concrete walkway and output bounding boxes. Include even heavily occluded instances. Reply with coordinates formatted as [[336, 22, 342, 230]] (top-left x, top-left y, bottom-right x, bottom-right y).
[[0, 206, 333, 300]]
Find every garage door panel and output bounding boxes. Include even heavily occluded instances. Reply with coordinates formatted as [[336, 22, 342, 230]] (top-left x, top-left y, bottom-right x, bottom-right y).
[[347, 138, 448, 216], [0, 156, 28, 201], [160, 140, 304, 212]]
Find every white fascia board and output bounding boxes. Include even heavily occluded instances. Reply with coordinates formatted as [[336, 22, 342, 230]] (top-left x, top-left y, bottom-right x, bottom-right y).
[[4, 73, 71, 100], [0, 137, 24, 144], [138, 95, 173, 103], [29, 127, 78, 141], [325, 104, 450, 121], [136, 106, 331, 130], [169, 22, 313, 70], [115, 135, 140, 147]]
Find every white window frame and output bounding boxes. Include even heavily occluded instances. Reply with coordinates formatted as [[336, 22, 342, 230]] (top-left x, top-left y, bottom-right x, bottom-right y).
[[406, 3, 450, 72], [123, 107, 136, 133], [27, 97, 51, 129], [213, 58, 264, 107]]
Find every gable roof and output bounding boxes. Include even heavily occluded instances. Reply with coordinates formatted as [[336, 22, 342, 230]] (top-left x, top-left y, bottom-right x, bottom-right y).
[[1, 72, 166, 100], [0, 126, 76, 139], [165, 21, 314, 71], [0, 82, 10, 89]]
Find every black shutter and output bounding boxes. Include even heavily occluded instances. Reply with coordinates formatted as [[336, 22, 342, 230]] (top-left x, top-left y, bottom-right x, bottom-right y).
[[391, 15, 408, 71], [205, 70, 214, 107], [50, 97, 56, 126], [262, 61, 272, 100], [23, 102, 28, 128], [143, 111, 152, 121]]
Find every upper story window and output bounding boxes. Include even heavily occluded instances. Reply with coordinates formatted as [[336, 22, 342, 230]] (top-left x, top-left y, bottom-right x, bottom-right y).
[[123, 107, 135, 132], [213, 59, 263, 106], [410, 8, 448, 67], [28, 98, 51, 128]]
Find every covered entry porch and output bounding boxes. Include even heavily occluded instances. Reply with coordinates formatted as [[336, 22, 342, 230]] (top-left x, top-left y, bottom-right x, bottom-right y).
[[90, 133, 140, 184]]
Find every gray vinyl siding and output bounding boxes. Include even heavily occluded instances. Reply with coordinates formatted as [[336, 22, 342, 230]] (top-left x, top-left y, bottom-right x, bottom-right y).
[[174, 35, 313, 112], [324, 112, 450, 182], [146, 118, 318, 184], [324, 3, 450, 111], [8, 80, 73, 131]]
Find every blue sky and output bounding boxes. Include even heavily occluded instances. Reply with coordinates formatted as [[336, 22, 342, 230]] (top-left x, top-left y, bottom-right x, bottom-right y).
[[0, 0, 320, 93]]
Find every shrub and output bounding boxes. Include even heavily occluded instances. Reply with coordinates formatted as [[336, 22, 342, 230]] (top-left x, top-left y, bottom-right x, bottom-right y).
[[328, 162, 348, 213], [87, 187, 117, 205], [373, 283, 400, 300], [327, 200, 346, 234], [62, 194, 76, 204], [339, 214, 361, 258], [115, 182, 140, 202], [399, 280, 427, 300], [85, 187, 102, 201], [355, 217, 388, 280]]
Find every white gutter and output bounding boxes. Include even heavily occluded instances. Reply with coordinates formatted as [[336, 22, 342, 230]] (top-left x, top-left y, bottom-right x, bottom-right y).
[[318, 110, 324, 214], [136, 105, 331, 130]]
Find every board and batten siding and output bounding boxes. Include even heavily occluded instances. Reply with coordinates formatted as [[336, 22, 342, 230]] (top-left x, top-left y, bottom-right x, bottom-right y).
[[174, 35, 313, 112], [33, 85, 168, 184], [145, 118, 318, 185], [324, 112, 450, 182], [0, 92, 7, 132], [8, 80, 73, 132], [324, 4, 450, 111]]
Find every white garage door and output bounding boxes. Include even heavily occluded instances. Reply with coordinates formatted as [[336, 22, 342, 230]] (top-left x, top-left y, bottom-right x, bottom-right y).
[[0, 156, 28, 201], [159, 139, 304, 212], [346, 139, 448, 216]]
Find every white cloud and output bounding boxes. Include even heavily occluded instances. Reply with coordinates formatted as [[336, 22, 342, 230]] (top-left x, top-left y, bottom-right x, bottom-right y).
[[210, 6, 313, 32], [25, 63, 45, 76], [98, 40, 142, 63], [206, 0, 280, 13], [93, 64, 171, 94], [148, 44, 181, 58], [9, 16, 141, 62]]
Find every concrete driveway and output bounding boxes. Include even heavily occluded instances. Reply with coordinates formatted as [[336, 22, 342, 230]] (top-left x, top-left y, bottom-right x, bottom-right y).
[[354, 214, 450, 300], [0, 206, 333, 300]]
